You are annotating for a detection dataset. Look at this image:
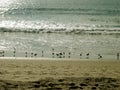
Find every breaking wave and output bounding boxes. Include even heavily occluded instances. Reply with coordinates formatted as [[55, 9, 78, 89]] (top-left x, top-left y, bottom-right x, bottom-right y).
[[0, 21, 120, 35], [0, 7, 120, 35]]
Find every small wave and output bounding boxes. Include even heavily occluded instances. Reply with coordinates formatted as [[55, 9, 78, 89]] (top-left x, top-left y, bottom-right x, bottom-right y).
[[1, 7, 120, 15], [0, 27, 120, 35]]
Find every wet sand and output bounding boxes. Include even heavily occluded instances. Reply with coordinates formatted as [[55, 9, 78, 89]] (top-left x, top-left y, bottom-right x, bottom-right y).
[[0, 58, 120, 89]]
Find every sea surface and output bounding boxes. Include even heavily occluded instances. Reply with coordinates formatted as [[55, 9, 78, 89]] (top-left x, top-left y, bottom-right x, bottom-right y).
[[0, 0, 120, 59]]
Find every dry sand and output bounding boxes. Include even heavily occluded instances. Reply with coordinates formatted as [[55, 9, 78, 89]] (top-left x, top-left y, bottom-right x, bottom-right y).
[[0, 58, 120, 90]]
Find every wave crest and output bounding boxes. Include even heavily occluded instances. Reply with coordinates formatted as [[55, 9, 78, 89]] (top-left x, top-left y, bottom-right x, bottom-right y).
[[0, 27, 120, 35], [0, 20, 120, 35]]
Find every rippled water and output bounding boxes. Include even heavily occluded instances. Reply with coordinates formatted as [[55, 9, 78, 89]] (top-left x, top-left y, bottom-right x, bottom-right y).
[[0, 32, 120, 59], [0, 0, 120, 59]]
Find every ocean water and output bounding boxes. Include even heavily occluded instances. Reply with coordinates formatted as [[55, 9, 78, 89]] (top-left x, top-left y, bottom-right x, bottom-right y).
[[0, 0, 120, 59]]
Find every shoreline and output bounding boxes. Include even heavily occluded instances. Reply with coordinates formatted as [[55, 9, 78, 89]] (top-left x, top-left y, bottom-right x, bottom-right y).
[[0, 57, 118, 61]]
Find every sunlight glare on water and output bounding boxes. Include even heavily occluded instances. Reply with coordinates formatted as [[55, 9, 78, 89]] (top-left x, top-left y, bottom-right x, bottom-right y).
[[0, 0, 15, 7]]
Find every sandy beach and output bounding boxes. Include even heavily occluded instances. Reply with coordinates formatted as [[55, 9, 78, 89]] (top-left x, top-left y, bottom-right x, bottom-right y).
[[0, 58, 120, 89]]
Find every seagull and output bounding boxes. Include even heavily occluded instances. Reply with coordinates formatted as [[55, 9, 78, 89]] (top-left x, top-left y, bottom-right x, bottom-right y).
[[25, 52, 28, 57], [31, 53, 33, 57], [86, 53, 89, 59], [98, 54, 102, 59], [34, 53, 37, 57], [13, 47, 16, 57]]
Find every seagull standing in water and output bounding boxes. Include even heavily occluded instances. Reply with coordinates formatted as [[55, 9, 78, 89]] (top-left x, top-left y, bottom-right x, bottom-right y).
[[98, 54, 102, 59], [86, 53, 89, 59], [52, 48, 55, 58], [13, 47, 16, 57], [25, 52, 28, 57]]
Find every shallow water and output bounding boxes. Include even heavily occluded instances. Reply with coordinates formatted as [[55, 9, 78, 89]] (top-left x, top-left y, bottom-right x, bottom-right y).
[[0, 32, 120, 59]]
